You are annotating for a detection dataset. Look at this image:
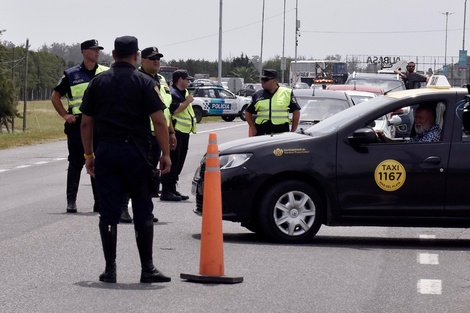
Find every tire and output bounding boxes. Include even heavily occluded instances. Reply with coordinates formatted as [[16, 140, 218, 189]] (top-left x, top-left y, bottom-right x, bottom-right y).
[[193, 106, 203, 123], [221, 116, 236, 122], [257, 180, 323, 243], [239, 105, 248, 122]]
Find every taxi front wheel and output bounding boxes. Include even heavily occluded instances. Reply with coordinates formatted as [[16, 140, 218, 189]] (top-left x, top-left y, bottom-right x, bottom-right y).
[[257, 180, 323, 243]]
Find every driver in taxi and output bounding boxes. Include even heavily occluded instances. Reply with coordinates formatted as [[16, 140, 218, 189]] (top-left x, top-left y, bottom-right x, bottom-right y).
[[376, 104, 441, 142]]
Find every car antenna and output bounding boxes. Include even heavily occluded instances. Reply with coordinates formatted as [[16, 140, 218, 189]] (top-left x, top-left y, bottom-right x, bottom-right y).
[[384, 84, 403, 95]]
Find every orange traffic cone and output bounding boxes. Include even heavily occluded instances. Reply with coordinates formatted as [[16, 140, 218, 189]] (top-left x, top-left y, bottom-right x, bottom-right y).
[[180, 132, 243, 284]]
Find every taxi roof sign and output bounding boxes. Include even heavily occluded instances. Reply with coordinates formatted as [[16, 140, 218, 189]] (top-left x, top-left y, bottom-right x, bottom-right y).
[[426, 75, 451, 89]]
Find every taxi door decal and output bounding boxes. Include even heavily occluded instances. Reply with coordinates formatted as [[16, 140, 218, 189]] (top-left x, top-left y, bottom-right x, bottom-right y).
[[374, 159, 406, 191]]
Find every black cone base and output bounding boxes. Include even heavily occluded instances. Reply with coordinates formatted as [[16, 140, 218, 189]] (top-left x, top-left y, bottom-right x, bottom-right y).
[[180, 273, 243, 284]]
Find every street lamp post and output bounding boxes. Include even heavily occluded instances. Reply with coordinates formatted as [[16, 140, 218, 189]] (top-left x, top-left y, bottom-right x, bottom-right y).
[[259, 0, 265, 80], [464, 0, 468, 51], [442, 11, 454, 75], [464, 0, 468, 83], [218, 0, 223, 84], [281, 0, 286, 84], [292, 0, 299, 87]]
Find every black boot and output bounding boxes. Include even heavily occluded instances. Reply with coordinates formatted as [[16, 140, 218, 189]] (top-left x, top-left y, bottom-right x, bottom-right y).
[[160, 184, 182, 202], [99, 223, 117, 283], [172, 184, 189, 201], [120, 195, 133, 223], [66, 164, 81, 213], [135, 219, 171, 283], [91, 177, 100, 212]]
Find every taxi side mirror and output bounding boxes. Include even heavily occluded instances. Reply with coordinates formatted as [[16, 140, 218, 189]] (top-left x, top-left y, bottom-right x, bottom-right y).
[[388, 115, 402, 126], [348, 127, 378, 146]]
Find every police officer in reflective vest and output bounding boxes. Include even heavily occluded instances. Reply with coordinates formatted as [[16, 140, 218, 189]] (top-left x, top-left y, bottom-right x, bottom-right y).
[[245, 69, 300, 136], [51, 39, 109, 213], [119, 46, 177, 223], [160, 69, 196, 201]]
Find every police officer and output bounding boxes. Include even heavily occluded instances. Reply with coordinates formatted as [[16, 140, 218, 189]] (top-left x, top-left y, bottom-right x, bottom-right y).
[[119, 46, 177, 223], [80, 36, 171, 283], [51, 39, 109, 213], [245, 69, 300, 136], [160, 70, 196, 201]]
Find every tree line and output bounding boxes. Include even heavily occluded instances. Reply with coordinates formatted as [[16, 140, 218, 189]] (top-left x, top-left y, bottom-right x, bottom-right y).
[[0, 32, 354, 133]]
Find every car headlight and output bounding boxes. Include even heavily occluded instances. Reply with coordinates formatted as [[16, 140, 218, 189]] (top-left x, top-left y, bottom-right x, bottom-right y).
[[219, 154, 252, 170]]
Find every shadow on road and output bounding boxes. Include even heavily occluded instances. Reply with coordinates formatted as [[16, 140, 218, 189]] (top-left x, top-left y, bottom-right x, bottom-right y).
[[74, 281, 166, 290]]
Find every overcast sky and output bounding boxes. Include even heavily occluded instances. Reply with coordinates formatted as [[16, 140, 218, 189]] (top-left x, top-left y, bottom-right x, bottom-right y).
[[0, 0, 467, 65]]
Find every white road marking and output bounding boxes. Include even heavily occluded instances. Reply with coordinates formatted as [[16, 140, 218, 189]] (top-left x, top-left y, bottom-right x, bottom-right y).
[[417, 235, 441, 295], [0, 158, 67, 173], [15, 165, 31, 169], [419, 234, 436, 239], [417, 279, 442, 294], [418, 253, 439, 265]]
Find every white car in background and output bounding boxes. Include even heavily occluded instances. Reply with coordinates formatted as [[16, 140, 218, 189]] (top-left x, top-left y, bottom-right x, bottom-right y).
[[343, 90, 397, 139]]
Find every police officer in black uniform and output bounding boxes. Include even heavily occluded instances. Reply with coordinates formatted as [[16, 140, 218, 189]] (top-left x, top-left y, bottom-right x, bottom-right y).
[[80, 36, 171, 283], [51, 39, 109, 213]]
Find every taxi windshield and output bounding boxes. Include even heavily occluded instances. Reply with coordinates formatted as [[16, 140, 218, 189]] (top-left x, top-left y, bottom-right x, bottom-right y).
[[304, 96, 394, 136]]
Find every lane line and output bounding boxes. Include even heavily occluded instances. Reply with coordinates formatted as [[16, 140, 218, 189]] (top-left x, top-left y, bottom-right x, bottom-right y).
[[0, 157, 67, 173], [417, 253, 439, 265], [419, 234, 436, 239], [417, 235, 441, 296], [417, 279, 442, 294]]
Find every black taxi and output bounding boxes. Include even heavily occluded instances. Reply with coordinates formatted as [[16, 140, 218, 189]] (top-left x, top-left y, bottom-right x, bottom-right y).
[[192, 76, 470, 243]]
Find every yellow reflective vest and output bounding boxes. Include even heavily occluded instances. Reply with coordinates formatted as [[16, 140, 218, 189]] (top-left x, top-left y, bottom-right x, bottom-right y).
[[138, 69, 172, 131], [64, 64, 109, 115], [172, 89, 197, 134], [254, 86, 292, 125], [158, 73, 172, 126]]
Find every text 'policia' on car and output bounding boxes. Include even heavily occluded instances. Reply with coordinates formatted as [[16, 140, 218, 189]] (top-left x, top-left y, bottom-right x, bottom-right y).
[[192, 75, 470, 243]]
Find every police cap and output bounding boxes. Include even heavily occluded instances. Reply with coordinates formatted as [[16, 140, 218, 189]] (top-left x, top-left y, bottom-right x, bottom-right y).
[[172, 70, 194, 83], [80, 39, 104, 50], [261, 69, 278, 79], [114, 36, 139, 57], [141, 47, 164, 59]]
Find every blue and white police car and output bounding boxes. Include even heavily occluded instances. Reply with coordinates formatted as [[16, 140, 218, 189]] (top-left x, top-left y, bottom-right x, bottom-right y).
[[188, 83, 251, 123]]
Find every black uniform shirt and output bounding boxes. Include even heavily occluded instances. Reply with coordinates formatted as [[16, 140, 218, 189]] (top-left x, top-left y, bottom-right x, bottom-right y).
[[80, 62, 166, 140], [169, 85, 187, 114]]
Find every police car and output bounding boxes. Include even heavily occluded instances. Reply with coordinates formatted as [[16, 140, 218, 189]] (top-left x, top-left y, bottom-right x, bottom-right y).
[[188, 83, 251, 123], [192, 76, 470, 243]]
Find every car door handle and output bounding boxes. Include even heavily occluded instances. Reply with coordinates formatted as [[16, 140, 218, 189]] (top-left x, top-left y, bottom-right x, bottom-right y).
[[422, 156, 441, 165]]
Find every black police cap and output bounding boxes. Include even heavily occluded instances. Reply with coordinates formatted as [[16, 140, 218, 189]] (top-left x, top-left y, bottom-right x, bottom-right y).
[[172, 69, 194, 82], [261, 69, 278, 79], [114, 36, 139, 57], [141, 47, 164, 59], [81, 39, 104, 50]]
